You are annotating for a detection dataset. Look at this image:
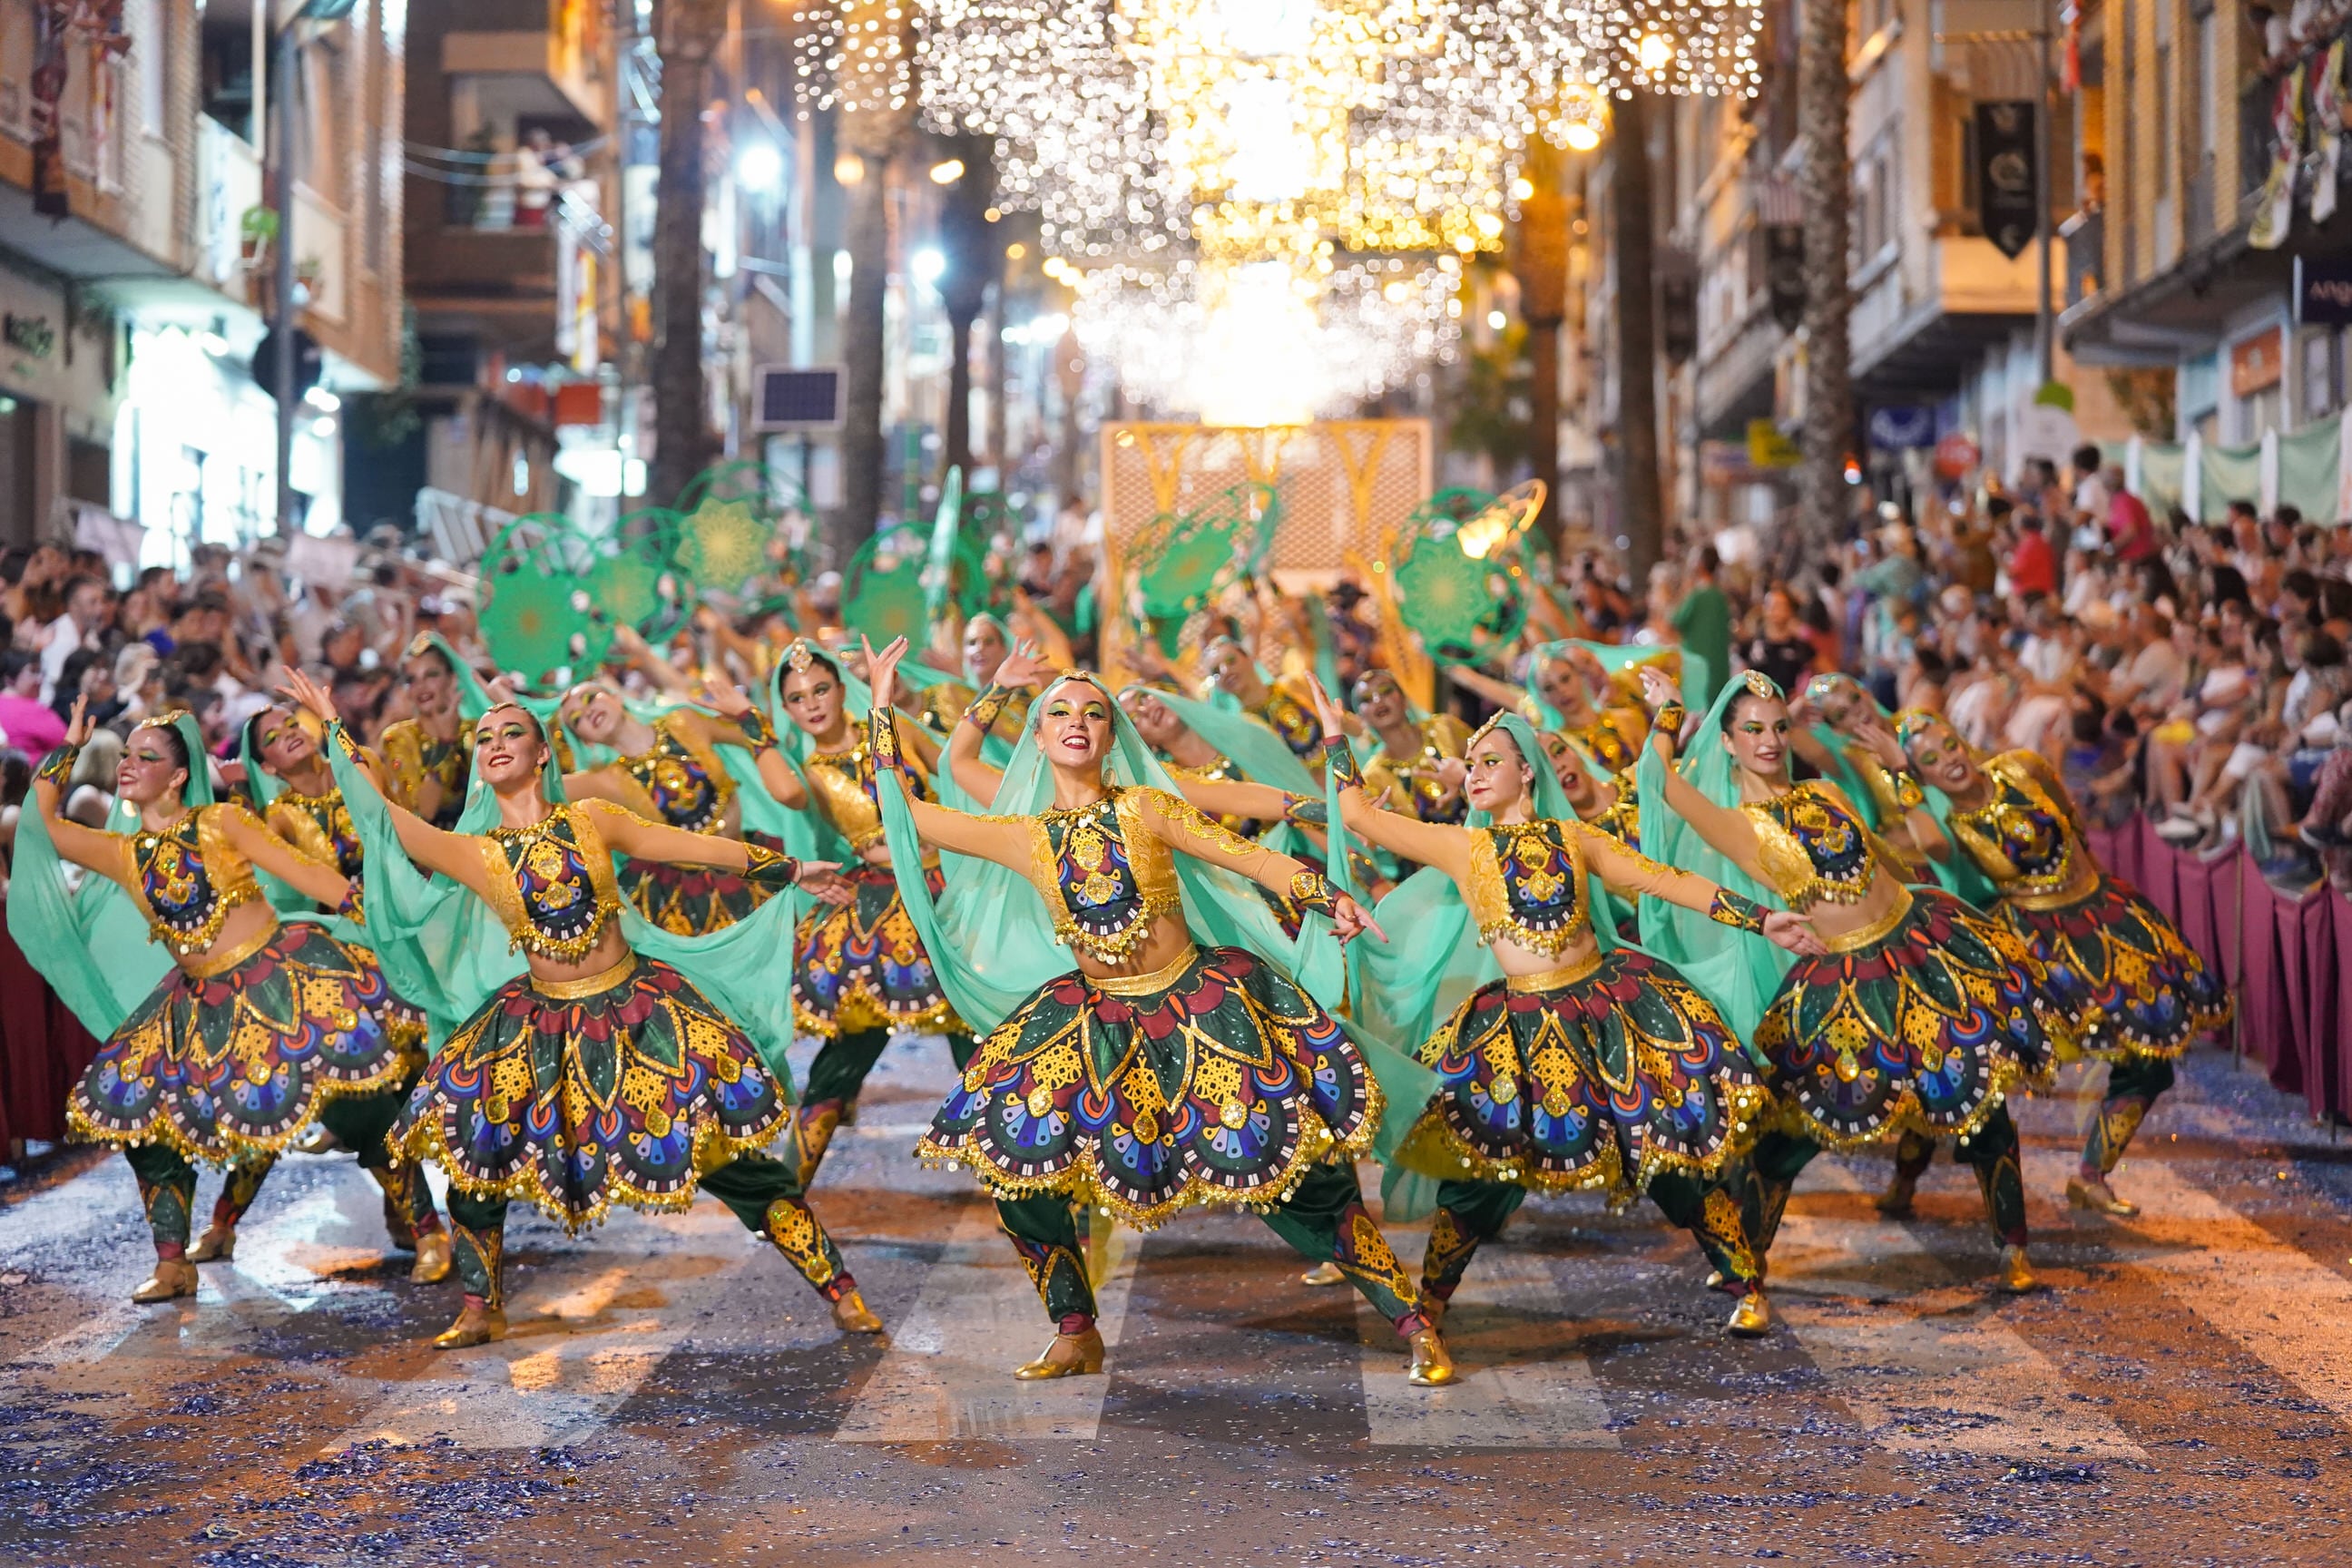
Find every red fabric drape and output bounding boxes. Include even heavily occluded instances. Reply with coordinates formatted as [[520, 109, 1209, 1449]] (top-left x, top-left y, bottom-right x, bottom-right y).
[[0, 903, 101, 1149]]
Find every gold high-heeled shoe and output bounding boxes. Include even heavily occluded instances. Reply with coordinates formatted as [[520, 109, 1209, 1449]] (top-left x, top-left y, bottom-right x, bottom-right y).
[[1996, 1244, 2039, 1294], [131, 1258, 198, 1303], [1013, 1328, 1104, 1380], [185, 1224, 236, 1263], [1298, 1260, 1345, 1287], [1406, 1328, 1457, 1387], [408, 1231, 453, 1285], [831, 1289, 885, 1334], [2066, 1175, 2139, 1218], [432, 1302, 507, 1349], [1725, 1289, 1773, 1338]]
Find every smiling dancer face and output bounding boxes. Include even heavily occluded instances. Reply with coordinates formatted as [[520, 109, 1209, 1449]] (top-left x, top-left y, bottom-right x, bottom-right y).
[[1462, 724, 1536, 821], [1719, 686, 1793, 786], [1035, 677, 1116, 775], [472, 705, 553, 797]]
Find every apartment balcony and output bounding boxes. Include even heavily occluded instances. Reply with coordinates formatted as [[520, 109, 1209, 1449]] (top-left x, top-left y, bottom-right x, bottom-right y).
[[440, 0, 611, 123], [1848, 235, 2053, 400], [408, 191, 605, 372]]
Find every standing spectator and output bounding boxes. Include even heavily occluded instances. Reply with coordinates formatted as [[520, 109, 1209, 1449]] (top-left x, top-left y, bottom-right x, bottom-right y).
[[2006, 513, 2059, 600], [2070, 444, 2112, 548], [1670, 545, 1731, 707], [2102, 465, 2158, 564], [1740, 586, 1818, 693], [0, 652, 65, 757], [35, 574, 110, 706]]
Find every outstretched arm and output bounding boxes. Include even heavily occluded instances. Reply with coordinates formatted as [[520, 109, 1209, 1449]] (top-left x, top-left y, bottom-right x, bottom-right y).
[[860, 635, 1033, 869], [574, 799, 849, 898], [1574, 825, 1824, 956], [27, 702, 131, 886], [696, 681, 808, 808], [942, 644, 1051, 807], [218, 803, 354, 911], [281, 670, 489, 893], [1442, 662, 1529, 714], [1303, 676, 1472, 880], [1138, 788, 1384, 945], [1646, 729, 1768, 881]]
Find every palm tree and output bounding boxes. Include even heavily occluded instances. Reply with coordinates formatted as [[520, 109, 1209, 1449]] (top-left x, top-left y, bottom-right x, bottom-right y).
[[650, 0, 727, 507], [834, 4, 917, 564], [934, 133, 998, 481], [1612, 88, 1664, 585], [1798, 0, 1855, 547], [1510, 137, 1569, 544]]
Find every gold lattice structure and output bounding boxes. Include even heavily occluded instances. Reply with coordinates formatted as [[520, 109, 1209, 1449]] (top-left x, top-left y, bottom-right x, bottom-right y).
[[1097, 419, 1436, 702]]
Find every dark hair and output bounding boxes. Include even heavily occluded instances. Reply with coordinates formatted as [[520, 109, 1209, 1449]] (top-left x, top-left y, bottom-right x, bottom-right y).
[[136, 716, 191, 779], [0, 748, 30, 813], [2227, 500, 2258, 523], [1698, 545, 1720, 574], [59, 572, 103, 606], [1720, 681, 1781, 730], [0, 649, 35, 687], [2322, 580, 2352, 622], [2073, 444, 2103, 473], [0, 548, 28, 588], [1986, 495, 2014, 521], [2277, 505, 2304, 530], [2285, 569, 2320, 604]]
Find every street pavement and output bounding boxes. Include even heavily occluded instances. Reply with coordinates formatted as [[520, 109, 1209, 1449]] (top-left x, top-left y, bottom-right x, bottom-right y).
[[3, 1036, 2351, 1566]]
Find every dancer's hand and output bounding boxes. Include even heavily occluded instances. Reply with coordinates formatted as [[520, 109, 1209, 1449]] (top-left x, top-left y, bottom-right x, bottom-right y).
[[1849, 710, 1907, 769], [279, 668, 341, 728], [701, 680, 756, 722], [1636, 666, 1678, 714], [62, 694, 93, 749], [1331, 892, 1387, 947], [1303, 674, 1346, 741], [861, 634, 907, 712], [795, 859, 855, 905], [992, 642, 1053, 691], [1762, 910, 1828, 957]]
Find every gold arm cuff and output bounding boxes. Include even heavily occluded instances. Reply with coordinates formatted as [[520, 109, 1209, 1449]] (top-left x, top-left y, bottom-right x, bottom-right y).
[[531, 953, 640, 1000], [1503, 952, 1604, 993], [1088, 945, 1200, 996], [178, 919, 280, 980], [1821, 886, 1915, 954]]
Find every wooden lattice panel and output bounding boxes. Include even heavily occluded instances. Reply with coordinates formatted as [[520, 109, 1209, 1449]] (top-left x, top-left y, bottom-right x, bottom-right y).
[[1098, 421, 1433, 589]]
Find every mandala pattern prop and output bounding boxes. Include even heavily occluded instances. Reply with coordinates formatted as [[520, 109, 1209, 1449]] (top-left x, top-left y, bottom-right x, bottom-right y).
[[1130, 481, 1279, 623], [1388, 482, 1540, 664], [842, 524, 934, 648], [478, 514, 616, 689]]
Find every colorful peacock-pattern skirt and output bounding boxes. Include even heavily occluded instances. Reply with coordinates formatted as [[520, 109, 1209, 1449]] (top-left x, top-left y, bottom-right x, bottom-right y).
[[792, 866, 961, 1037], [1995, 875, 2230, 1062], [916, 945, 1377, 1228], [616, 853, 776, 936], [1756, 887, 2064, 1151], [1406, 947, 1769, 1199], [391, 955, 789, 1230], [69, 921, 409, 1164]]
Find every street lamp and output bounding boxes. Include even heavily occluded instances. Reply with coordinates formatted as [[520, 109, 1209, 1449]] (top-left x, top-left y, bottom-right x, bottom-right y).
[[271, 0, 359, 537]]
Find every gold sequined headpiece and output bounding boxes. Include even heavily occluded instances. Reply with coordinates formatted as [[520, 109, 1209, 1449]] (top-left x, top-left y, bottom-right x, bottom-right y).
[[1741, 670, 1780, 700], [132, 709, 193, 738], [783, 638, 818, 673]]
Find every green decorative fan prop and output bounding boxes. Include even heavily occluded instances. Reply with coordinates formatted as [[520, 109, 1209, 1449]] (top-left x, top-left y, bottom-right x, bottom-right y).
[[1389, 480, 1543, 664], [478, 513, 616, 689], [590, 509, 683, 635], [923, 466, 964, 624], [841, 523, 933, 647], [675, 459, 819, 588], [1132, 481, 1279, 622], [671, 494, 774, 595]]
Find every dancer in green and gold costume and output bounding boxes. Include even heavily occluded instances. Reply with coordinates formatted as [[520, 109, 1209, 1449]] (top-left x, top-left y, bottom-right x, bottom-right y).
[[863, 636, 1461, 1387], [1316, 683, 1820, 1336], [11, 707, 424, 1305], [1638, 670, 2069, 1293], [1899, 710, 2230, 1217], [282, 671, 884, 1350], [378, 634, 492, 830]]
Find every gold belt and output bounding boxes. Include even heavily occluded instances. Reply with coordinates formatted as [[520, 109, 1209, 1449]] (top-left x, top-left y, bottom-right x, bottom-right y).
[[1089, 944, 1200, 996], [179, 919, 281, 980], [1822, 886, 1915, 954], [532, 952, 639, 1000], [1504, 950, 1603, 993], [2005, 863, 2101, 914]]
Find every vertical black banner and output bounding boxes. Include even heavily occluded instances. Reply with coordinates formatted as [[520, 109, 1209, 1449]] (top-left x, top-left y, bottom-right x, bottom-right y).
[[1766, 225, 1806, 329], [1975, 100, 2041, 260]]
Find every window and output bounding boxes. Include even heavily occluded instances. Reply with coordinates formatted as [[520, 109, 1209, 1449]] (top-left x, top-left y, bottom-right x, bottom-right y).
[[2303, 329, 2339, 422], [200, 8, 256, 142]]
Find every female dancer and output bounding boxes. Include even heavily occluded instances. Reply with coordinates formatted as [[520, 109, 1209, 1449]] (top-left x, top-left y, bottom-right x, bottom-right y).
[[379, 633, 490, 829], [18, 707, 416, 1304], [1200, 634, 1325, 768], [195, 703, 451, 1280], [282, 671, 884, 1349], [1350, 668, 1471, 826], [765, 639, 967, 1185], [1447, 647, 1646, 777], [1899, 710, 2230, 1215], [556, 681, 793, 935], [1310, 682, 1820, 1334], [861, 637, 1458, 1386], [1638, 671, 2065, 1292]]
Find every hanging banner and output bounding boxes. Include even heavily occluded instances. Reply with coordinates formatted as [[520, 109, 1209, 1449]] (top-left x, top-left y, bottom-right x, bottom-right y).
[[1975, 101, 2040, 260], [2250, 65, 2307, 251], [2316, 41, 2346, 225]]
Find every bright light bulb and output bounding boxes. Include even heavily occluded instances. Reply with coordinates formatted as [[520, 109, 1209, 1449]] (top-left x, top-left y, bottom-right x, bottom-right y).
[[1638, 32, 1676, 74], [1510, 177, 1534, 201], [929, 158, 965, 185], [912, 248, 946, 285], [834, 152, 866, 186], [1564, 122, 1602, 152], [1007, 241, 1028, 260], [1486, 309, 1507, 330], [738, 142, 784, 193]]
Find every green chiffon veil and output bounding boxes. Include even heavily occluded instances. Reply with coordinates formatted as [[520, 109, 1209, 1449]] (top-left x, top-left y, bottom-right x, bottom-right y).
[[1635, 675, 1792, 1042], [1142, 688, 1319, 796], [1802, 674, 1980, 904], [875, 673, 1436, 1166], [10, 713, 218, 1036]]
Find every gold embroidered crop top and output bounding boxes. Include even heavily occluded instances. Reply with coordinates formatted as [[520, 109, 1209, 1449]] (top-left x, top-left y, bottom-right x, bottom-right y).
[[1363, 714, 1472, 825], [122, 805, 266, 958], [1020, 788, 1188, 963], [804, 730, 936, 855], [379, 718, 475, 830], [269, 786, 364, 882], [477, 803, 625, 962], [1742, 781, 1887, 908], [1256, 686, 1324, 762], [1465, 820, 1594, 957], [1946, 751, 2094, 908], [612, 714, 735, 835]]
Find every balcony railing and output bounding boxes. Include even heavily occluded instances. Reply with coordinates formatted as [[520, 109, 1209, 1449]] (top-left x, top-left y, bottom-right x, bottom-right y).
[[2061, 208, 2102, 308], [2186, 163, 2216, 245]]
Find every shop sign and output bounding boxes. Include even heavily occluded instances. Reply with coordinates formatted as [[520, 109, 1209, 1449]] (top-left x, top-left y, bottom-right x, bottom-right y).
[[2230, 327, 2284, 397], [1974, 101, 2040, 261], [2294, 257, 2352, 327], [1746, 419, 1801, 468], [1867, 406, 1936, 449]]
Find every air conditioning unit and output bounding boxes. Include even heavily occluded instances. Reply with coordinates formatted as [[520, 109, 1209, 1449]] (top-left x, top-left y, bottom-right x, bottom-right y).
[[752, 364, 846, 431]]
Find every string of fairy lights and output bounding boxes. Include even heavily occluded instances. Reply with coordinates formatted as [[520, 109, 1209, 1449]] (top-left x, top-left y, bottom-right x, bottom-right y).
[[786, 0, 1759, 422]]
